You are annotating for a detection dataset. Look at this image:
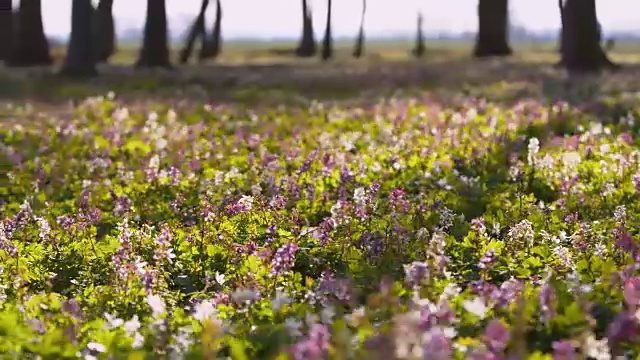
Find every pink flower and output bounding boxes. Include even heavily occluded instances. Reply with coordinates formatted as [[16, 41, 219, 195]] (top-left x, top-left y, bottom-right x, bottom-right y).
[[483, 319, 510, 353]]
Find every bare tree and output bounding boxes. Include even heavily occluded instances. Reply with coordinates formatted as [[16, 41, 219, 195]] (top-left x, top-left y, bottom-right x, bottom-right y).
[[179, 0, 209, 64], [94, 0, 116, 63], [7, 0, 53, 67], [199, 0, 222, 60], [352, 0, 366, 58], [60, 0, 97, 77], [135, 0, 171, 68], [412, 12, 425, 58], [473, 0, 512, 57], [296, 0, 317, 57], [561, 0, 618, 73], [0, 0, 13, 62], [321, 0, 333, 61]]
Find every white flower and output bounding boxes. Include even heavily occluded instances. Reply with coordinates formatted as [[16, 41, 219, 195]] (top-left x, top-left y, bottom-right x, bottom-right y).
[[124, 315, 141, 334], [320, 306, 335, 324], [215, 272, 226, 286], [146, 294, 166, 317], [104, 313, 123, 330], [527, 137, 540, 165], [238, 195, 254, 210], [583, 334, 611, 360], [305, 312, 319, 326], [131, 332, 145, 349], [463, 297, 488, 319], [284, 317, 303, 337], [87, 342, 106, 353], [271, 290, 291, 312], [353, 187, 367, 206], [193, 300, 217, 322], [231, 288, 260, 304]]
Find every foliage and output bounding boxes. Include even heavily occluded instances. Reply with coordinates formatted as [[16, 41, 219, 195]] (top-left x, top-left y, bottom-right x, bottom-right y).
[[2, 79, 640, 359]]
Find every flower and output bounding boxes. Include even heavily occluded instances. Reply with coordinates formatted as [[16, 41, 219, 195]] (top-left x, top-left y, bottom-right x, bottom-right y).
[[552, 340, 577, 360], [215, 272, 226, 286], [104, 313, 123, 330], [284, 317, 303, 337], [124, 315, 141, 334], [146, 294, 166, 317], [463, 297, 488, 319], [582, 334, 610, 360], [193, 300, 218, 322], [87, 342, 106, 353], [483, 319, 510, 353], [272, 290, 292, 312]]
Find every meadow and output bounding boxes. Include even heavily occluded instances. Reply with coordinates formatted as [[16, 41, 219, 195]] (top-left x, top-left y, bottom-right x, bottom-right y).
[[2, 40, 640, 358]]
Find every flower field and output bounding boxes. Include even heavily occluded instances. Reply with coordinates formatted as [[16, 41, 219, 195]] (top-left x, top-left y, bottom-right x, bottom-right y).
[[3, 67, 640, 359]]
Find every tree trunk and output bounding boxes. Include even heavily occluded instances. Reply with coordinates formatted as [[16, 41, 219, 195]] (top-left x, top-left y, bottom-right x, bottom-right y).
[[199, 0, 222, 60], [135, 0, 171, 68], [94, 0, 116, 63], [296, 0, 317, 57], [352, 0, 366, 58], [321, 0, 332, 61], [7, 0, 52, 67], [473, 0, 512, 58], [0, 0, 13, 62], [561, 0, 618, 73], [412, 12, 425, 58], [60, 0, 97, 77], [180, 0, 209, 64]]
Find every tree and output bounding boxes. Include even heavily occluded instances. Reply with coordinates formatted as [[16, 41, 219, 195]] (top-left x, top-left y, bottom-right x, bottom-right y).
[[179, 0, 209, 64], [135, 0, 171, 68], [296, 0, 317, 57], [7, 0, 53, 67], [0, 0, 12, 62], [94, 0, 116, 63], [199, 0, 222, 61], [412, 12, 425, 58], [352, 0, 366, 58], [321, 0, 332, 61], [60, 0, 97, 77], [560, 0, 618, 73], [473, 0, 512, 57]]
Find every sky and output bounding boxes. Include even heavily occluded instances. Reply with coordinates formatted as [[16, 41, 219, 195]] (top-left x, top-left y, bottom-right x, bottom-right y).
[[25, 0, 640, 39]]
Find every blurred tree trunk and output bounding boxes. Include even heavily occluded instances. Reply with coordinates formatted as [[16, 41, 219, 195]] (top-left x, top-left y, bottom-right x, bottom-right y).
[[321, 0, 332, 61], [7, 0, 52, 67], [412, 12, 425, 58], [352, 0, 366, 58], [473, 0, 512, 57], [60, 0, 97, 77], [561, 0, 618, 73], [94, 0, 116, 63], [180, 0, 209, 64], [199, 0, 222, 60], [296, 0, 317, 57], [0, 0, 12, 62], [135, 0, 171, 68]]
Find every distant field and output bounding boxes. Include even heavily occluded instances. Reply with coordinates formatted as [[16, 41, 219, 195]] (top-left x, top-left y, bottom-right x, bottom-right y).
[[45, 38, 640, 66]]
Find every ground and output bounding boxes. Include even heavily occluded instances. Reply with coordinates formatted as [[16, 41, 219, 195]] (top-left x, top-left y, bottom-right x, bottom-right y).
[[1, 41, 640, 358]]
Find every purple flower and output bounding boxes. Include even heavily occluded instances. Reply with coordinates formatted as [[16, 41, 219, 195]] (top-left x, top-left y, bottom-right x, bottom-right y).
[[552, 340, 577, 360], [472, 217, 486, 234], [423, 329, 452, 360], [389, 188, 410, 214], [483, 319, 510, 353], [607, 311, 638, 344], [623, 276, 640, 308], [270, 242, 298, 277], [478, 250, 497, 269], [403, 261, 429, 288]]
